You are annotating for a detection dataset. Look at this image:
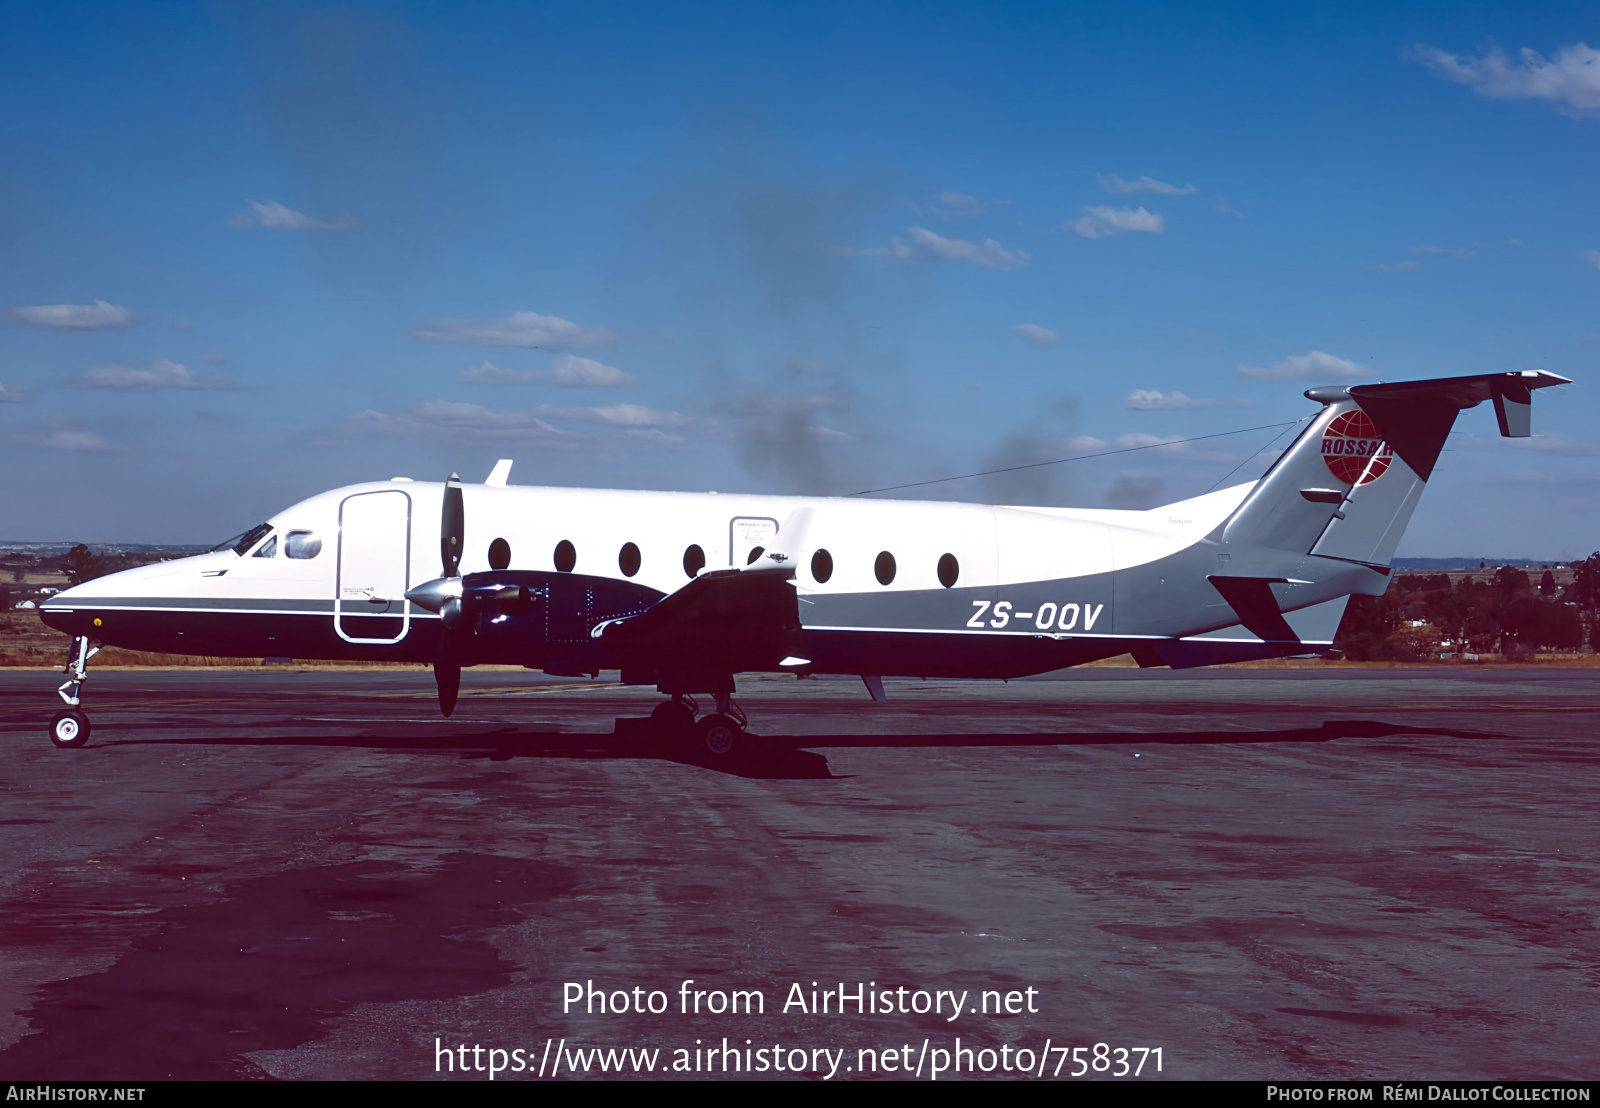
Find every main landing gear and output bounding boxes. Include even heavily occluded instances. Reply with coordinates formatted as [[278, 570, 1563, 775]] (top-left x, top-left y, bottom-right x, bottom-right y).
[[49, 635, 99, 749], [650, 692, 750, 761]]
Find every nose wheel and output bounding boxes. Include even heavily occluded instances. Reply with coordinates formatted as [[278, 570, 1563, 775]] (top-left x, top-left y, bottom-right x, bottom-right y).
[[48, 635, 99, 749], [49, 709, 91, 749]]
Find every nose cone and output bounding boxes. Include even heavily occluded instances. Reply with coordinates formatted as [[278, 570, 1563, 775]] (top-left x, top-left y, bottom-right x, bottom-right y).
[[38, 559, 189, 636], [38, 581, 95, 635]]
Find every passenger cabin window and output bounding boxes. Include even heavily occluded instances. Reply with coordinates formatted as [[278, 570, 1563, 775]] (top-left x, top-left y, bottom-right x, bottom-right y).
[[285, 531, 322, 560], [874, 551, 896, 586], [683, 544, 706, 578], [554, 539, 577, 573], [488, 537, 511, 570], [252, 535, 278, 558], [937, 553, 959, 588], [810, 549, 833, 583], [619, 542, 641, 577]]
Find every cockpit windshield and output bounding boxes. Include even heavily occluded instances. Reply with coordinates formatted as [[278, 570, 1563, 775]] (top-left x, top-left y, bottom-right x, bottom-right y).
[[210, 522, 273, 556]]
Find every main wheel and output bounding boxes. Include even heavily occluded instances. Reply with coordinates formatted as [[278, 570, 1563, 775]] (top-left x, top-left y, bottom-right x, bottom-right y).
[[650, 700, 695, 741], [49, 709, 91, 749], [693, 713, 744, 760]]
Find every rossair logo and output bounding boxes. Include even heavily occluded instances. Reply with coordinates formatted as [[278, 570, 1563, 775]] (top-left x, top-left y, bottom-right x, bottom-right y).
[[1321, 409, 1393, 486]]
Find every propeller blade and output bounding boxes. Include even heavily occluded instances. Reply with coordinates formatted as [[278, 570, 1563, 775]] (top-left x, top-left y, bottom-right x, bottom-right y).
[[435, 658, 461, 717], [441, 473, 464, 578]]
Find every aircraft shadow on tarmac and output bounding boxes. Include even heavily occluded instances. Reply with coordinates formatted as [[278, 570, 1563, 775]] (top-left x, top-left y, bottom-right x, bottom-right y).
[[98, 717, 1493, 781]]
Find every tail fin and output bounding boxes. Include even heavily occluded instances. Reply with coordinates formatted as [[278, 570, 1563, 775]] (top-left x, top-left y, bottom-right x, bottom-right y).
[[1222, 371, 1568, 566]]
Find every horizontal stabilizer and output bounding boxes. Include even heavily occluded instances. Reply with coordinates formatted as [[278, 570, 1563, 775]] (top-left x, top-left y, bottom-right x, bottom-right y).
[[1206, 575, 1299, 643], [1345, 370, 1568, 481]]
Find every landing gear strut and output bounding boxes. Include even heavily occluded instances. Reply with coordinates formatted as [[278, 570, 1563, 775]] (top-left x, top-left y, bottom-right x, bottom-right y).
[[651, 690, 750, 760], [50, 635, 99, 749]]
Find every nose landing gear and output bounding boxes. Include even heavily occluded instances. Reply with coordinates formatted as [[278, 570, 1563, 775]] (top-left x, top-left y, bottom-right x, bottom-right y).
[[49, 636, 99, 749]]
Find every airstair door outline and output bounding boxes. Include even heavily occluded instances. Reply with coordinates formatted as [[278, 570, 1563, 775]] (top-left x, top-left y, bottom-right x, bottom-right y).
[[336, 490, 412, 644]]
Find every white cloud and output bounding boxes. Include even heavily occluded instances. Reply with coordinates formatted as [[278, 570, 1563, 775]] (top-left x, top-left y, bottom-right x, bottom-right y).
[[1236, 351, 1374, 382], [1068, 206, 1165, 239], [1374, 260, 1419, 273], [1010, 323, 1058, 347], [230, 200, 355, 230], [837, 237, 913, 259], [1412, 245, 1446, 254], [1126, 389, 1251, 410], [461, 355, 637, 386], [349, 401, 575, 443], [346, 398, 687, 442], [1110, 432, 1233, 460], [1098, 174, 1198, 196], [174, 317, 194, 331], [1585, 250, 1600, 271], [6, 300, 139, 331], [72, 359, 233, 390], [0, 382, 33, 403], [933, 191, 984, 218], [1414, 42, 1600, 119], [43, 430, 114, 452], [845, 228, 1028, 268], [535, 402, 687, 427], [905, 227, 1029, 269], [413, 310, 615, 349]]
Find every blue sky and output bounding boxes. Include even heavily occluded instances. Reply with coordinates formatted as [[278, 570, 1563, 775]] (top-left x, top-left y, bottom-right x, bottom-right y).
[[1, 1, 1597, 556]]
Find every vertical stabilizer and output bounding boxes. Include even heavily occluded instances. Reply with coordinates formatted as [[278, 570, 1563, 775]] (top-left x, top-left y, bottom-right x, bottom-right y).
[[1222, 371, 1568, 566]]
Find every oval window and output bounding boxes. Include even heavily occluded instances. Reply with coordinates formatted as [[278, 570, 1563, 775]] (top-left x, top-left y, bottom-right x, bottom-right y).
[[683, 544, 705, 578], [937, 552, 959, 588], [488, 537, 511, 570], [747, 546, 765, 565], [619, 542, 641, 577], [285, 531, 322, 560], [874, 551, 896, 586], [553, 540, 576, 573], [811, 548, 833, 583]]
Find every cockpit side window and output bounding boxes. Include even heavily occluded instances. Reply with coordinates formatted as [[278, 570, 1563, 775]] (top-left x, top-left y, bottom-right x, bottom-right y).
[[212, 523, 272, 557], [285, 531, 322, 560], [252, 535, 278, 558]]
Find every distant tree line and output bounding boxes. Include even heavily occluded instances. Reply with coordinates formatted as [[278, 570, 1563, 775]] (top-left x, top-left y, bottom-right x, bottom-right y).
[[0, 545, 183, 612], [1336, 554, 1600, 661]]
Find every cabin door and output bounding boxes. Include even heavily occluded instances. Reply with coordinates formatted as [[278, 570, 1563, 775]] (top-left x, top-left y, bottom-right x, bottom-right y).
[[336, 489, 412, 644]]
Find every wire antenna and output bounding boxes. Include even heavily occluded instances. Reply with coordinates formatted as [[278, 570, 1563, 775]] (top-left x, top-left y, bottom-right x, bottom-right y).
[[845, 420, 1303, 498]]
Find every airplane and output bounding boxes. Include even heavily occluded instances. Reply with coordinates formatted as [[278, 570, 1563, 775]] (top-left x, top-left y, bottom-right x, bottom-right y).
[[37, 370, 1568, 758]]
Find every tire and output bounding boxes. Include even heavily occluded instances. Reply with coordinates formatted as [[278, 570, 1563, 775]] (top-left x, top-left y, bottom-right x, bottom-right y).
[[693, 714, 743, 760], [49, 709, 91, 749], [650, 700, 695, 741]]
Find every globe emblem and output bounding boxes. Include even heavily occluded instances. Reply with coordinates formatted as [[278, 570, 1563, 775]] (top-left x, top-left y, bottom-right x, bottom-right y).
[[1321, 409, 1393, 486]]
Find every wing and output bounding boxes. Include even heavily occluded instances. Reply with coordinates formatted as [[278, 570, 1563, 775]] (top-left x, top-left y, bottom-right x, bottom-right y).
[[593, 508, 813, 690]]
